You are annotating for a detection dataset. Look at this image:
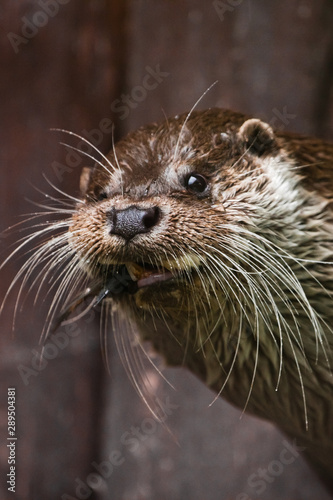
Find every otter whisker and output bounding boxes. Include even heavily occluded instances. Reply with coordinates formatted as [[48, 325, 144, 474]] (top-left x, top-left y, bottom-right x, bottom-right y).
[[136, 335, 176, 390], [112, 306, 169, 422], [200, 243, 309, 397], [212, 237, 313, 355], [228, 229, 332, 364], [110, 124, 124, 197], [100, 300, 112, 374], [23, 201, 75, 214], [241, 287, 261, 416], [57, 141, 118, 181], [41, 174, 82, 205], [173, 81, 218, 163], [209, 313, 244, 406], [1, 224, 70, 317], [37, 256, 83, 342], [167, 244, 216, 353], [51, 128, 118, 175]]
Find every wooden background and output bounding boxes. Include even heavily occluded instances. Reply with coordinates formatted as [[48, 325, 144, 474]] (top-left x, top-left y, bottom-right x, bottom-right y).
[[0, 1, 333, 499]]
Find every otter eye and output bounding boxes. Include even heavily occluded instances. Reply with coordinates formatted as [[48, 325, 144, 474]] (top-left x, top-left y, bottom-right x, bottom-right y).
[[97, 191, 108, 201], [185, 173, 208, 194]]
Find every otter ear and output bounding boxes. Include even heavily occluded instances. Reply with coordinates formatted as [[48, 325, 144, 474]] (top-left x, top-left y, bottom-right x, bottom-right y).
[[79, 166, 92, 196], [238, 118, 276, 156]]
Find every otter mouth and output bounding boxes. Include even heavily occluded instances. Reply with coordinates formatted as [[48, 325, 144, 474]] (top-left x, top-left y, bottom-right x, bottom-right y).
[[125, 262, 174, 289], [94, 261, 180, 304], [53, 260, 195, 331]]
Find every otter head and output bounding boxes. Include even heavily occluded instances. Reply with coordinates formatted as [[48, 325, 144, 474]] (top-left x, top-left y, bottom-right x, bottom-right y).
[[69, 108, 285, 330]]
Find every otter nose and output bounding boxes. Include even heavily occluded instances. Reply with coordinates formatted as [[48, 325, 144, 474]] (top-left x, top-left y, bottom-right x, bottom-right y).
[[108, 206, 161, 240]]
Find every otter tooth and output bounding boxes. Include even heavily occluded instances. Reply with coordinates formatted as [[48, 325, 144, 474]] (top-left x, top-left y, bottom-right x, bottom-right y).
[[124, 263, 141, 281]]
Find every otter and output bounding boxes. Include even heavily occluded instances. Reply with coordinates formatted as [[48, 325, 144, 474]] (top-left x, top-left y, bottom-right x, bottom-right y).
[[3, 108, 333, 492]]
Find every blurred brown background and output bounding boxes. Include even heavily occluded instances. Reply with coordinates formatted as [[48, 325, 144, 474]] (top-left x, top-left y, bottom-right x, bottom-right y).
[[0, 1, 333, 499]]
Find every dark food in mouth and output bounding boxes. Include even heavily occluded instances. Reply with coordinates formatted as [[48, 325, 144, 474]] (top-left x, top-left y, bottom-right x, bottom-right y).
[[95, 262, 175, 304]]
